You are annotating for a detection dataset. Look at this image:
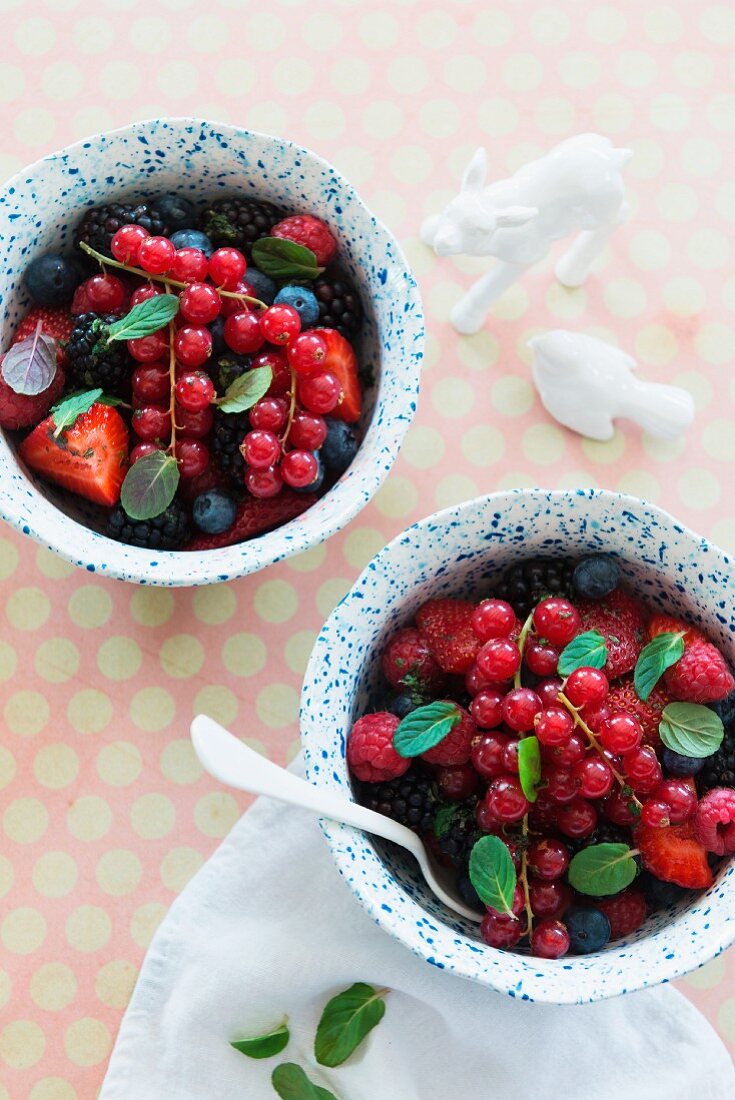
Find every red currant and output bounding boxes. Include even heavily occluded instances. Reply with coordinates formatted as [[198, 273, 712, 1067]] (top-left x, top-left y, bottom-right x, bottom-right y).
[[471, 599, 516, 642], [501, 739, 520, 774], [565, 667, 609, 708], [436, 764, 479, 802], [525, 640, 560, 677], [128, 331, 169, 363], [288, 411, 327, 451], [486, 775, 529, 823], [486, 883, 525, 919], [175, 405, 213, 439], [537, 678, 564, 708], [502, 688, 542, 732], [465, 662, 499, 696], [281, 449, 318, 489], [138, 235, 176, 275], [622, 745, 660, 785], [572, 756, 614, 799], [111, 224, 149, 264], [528, 879, 572, 919], [208, 246, 247, 289], [628, 763, 663, 795], [132, 363, 169, 403], [545, 766, 578, 804], [298, 370, 341, 414], [527, 838, 570, 881], [174, 325, 212, 368], [224, 311, 265, 355], [132, 405, 171, 442], [219, 281, 254, 317], [557, 797, 598, 838], [249, 397, 288, 433], [470, 689, 505, 730], [170, 247, 209, 283], [86, 274, 126, 312], [533, 598, 581, 647], [475, 797, 500, 833], [602, 789, 639, 826], [287, 331, 328, 375], [531, 919, 570, 959], [599, 712, 642, 755], [654, 778, 697, 823], [174, 438, 210, 479], [179, 282, 221, 325], [480, 910, 524, 949], [260, 304, 301, 345], [641, 799, 670, 828], [471, 732, 511, 779], [242, 430, 281, 470], [130, 441, 162, 464], [581, 701, 612, 733], [534, 706, 574, 747], [253, 349, 290, 395], [129, 284, 161, 308], [245, 464, 283, 499], [476, 638, 521, 682], [175, 372, 214, 412]]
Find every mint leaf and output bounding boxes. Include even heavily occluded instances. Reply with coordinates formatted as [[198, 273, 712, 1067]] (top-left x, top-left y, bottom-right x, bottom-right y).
[[558, 630, 608, 676], [392, 701, 460, 758], [51, 388, 103, 436], [271, 1064, 337, 1100], [217, 365, 273, 414], [433, 804, 456, 839], [568, 843, 637, 896], [517, 735, 541, 803], [659, 702, 724, 758], [106, 294, 179, 342], [634, 632, 685, 701], [314, 983, 387, 1068], [231, 1020, 289, 1060], [251, 237, 324, 281], [469, 835, 517, 915], [1, 325, 58, 395], [120, 450, 179, 521]]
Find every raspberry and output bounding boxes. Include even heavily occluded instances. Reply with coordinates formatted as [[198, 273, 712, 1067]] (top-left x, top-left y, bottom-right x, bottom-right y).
[[0, 360, 65, 429], [421, 705, 477, 766], [695, 787, 735, 855], [635, 819, 713, 889], [415, 599, 480, 674], [606, 676, 670, 749], [578, 589, 646, 679], [270, 214, 337, 266], [346, 712, 408, 783], [597, 888, 647, 939], [664, 640, 734, 704], [380, 628, 446, 693]]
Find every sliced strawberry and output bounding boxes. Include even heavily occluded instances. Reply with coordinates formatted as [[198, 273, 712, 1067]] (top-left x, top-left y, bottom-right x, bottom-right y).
[[313, 327, 361, 423], [578, 589, 646, 679], [186, 491, 317, 550], [415, 598, 480, 674], [11, 306, 73, 366], [647, 613, 704, 646], [606, 675, 671, 748], [19, 403, 129, 507], [635, 819, 713, 890]]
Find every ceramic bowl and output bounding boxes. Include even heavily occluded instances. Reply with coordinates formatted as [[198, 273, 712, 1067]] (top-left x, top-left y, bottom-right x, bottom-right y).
[[0, 118, 423, 585], [301, 489, 735, 1003]]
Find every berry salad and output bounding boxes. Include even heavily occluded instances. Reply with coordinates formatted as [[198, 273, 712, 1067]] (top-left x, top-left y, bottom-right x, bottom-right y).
[[347, 555, 735, 960], [0, 195, 365, 550]]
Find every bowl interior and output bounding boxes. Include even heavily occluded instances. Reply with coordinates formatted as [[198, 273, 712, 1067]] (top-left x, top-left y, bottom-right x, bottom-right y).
[[302, 490, 735, 1001]]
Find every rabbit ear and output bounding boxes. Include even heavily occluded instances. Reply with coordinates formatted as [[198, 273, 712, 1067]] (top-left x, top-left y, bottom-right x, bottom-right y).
[[495, 206, 538, 228], [461, 148, 487, 193]]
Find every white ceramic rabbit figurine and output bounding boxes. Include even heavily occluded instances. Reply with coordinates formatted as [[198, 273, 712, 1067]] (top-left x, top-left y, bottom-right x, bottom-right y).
[[421, 133, 631, 335]]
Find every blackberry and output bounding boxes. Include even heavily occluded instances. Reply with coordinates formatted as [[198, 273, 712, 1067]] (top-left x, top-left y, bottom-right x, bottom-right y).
[[709, 688, 735, 728], [75, 201, 168, 260], [208, 351, 251, 397], [565, 821, 630, 855], [437, 804, 480, 867], [313, 273, 362, 340], [211, 408, 249, 484], [698, 723, 735, 793], [66, 313, 133, 396], [359, 765, 438, 835], [198, 197, 283, 258], [107, 499, 191, 551], [494, 557, 575, 619]]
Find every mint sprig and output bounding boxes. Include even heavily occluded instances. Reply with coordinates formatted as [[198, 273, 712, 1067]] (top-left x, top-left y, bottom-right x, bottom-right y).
[[217, 365, 273, 414], [271, 1064, 337, 1100], [634, 632, 684, 701], [392, 701, 460, 758], [231, 1020, 289, 1060], [106, 293, 179, 342], [469, 835, 517, 915], [558, 630, 608, 676], [568, 843, 638, 896], [251, 237, 324, 281], [314, 983, 387, 1068], [658, 702, 724, 759], [517, 735, 541, 803], [51, 388, 103, 436], [119, 450, 180, 521], [1, 324, 58, 395]]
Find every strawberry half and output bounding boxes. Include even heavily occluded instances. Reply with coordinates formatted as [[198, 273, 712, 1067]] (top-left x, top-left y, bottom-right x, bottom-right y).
[[415, 598, 480, 674], [313, 327, 361, 423], [186, 491, 317, 550], [19, 402, 129, 507], [12, 306, 73, 366], [647, 613, 704, 646], [635, 819, 713, 890], [578, 589, 646, 679], [606, 674, 671, 748]]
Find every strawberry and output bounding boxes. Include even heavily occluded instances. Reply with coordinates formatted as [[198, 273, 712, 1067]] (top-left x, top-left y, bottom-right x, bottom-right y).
[[18, 402, 129, 507], [664, 638, 734, 704], [381, 627, 446, 693], [647, 613, 704, 646], [422, 704, 477, 766], [313, 327, 361, 423], [0, 360, 66, 430], [186, 491, 317, 550], [578, 589, 646, 679], [635, 818, 713, 890], [11, 306, 73, 365], [606, 675, 671, 748], [415, 598, 480, 674]]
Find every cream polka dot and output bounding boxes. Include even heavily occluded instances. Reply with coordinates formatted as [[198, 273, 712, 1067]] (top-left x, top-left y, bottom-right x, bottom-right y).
[[443, 54, 485, 94], [221, 631, 267, 676], [130, 686, 175, 732], [502, 52, 543, 92], [67, 689, 112, 735], [253, 579, 298, 624], [490, 283, 529, 321], [688, 228, 730, 270], [64, 1017, 111, 1067], [95, 960, 138, 1010], [6, 586, 50, 631], [286, 543, 327, 573], [131, 793, 175, 841], [0, 856, 13, 899], [73, 16, 115, 53], [255, 683, 300, 730], [0, 1019, 45, 1069], [435, 474, 480, 510], [656, 182, 699, 223], [373, 475, 418, 519], [68, 584, 112, 628], [0, 744, 15, 789], [34, 744, 79, 789], [0, 970, 8, 1010], [672, 50, 713, 88], [546, 282, 588, 319], [535, 95, 575, 135], [304, 100, 345, 140], [522, 423, 566, 465], [0, 639, 15, 682], [34, 637, 79, 683], [130, 588, 174, 627], [677, 468, 720, 510], [402, 424, 445, 469], [5, 690, 49, 737], [67, 796, 113, 843], [192, 585, 236, 625], [477, 97, 519, 137], [32, 852, 78, 899], [316, 577, 353, 619], [97, 741, 142, 788], [0, 539, 18, 579], [96, 849, 143, 896], [0, 61, 24, 102], [342, 528, 386, 571], [41, 60, 84, 100], [461, 425, 505, 467], [684, 954, 727, 990], [362, 99, 403, 140], [681, 137, 721, 177], [644, 6, 683, 43], [582, 433, 626, 464], [273, 56, 314, 96], [99, 60, 141, 99], [387, 54, 429, 95], [629, 229, 672, 271], [616, 51, 657, 88], [302, 12, 344, 51], [29, 1080, 76, 1100], [416, 9, 457, 48], [634, 325, 678, 366], [194, 791, 240, 839], [431, 377, 475, 419], [193, 684, 238, 728], [702, 420, 735, 461], [2, 907, 46, 954], [701, 6, 735, 43], [98, 636, 142, 681], [695, 323, 735, 365], [186, 13, 228, 51], [627, 138, 664, 180], [3, 797, 48, 844], [14, 16, 55, 54], [161, 847, 204, 893], [587, 6, 627, 42], [419, 98, 460, 139], [160, 740, 202, 785], [662, 276, 706, 315], [473, 8, 513, 46], [31, 963, 76, 1012], [674, 371, 712, 411], [617, 469, 661, 501], [284, 631, 316, 676], [66, 906, 111, 953], [131, 902, 167, 949], [604, 278, 647, 318]]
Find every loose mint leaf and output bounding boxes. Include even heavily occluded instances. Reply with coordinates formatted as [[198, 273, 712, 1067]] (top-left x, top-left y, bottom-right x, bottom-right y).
[[568, 843, 637, 896], [392, 701, 460, 758], [469, 835, 517, 915], [251, 237, 324, 281], [120, 450, 179, 521], [1, 325, 57, 395], [51, 388, 103, 436], [517, 735, 541, 803], [433, 804, 456, 839], [271, 1063, 337, 1100], [231, 1020, 289, 1060], [659, 702, 724, 759], [217, 365, 273, 414], [634, 632, 685, 702], [558, 630, 608, 676], [315, 983, 387, 1068], [106, 294, 179, 342]]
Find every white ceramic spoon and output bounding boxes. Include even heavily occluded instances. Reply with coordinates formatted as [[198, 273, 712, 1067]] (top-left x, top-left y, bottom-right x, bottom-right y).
[[190, 715, 481, 922]]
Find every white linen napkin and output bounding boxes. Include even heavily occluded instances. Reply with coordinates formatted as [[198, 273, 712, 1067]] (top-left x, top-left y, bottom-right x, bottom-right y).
[[101, 771, 735, 1100]]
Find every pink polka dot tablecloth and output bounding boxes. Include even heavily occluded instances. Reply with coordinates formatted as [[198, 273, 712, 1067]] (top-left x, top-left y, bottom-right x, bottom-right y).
[[2, 0, 735, 1094]]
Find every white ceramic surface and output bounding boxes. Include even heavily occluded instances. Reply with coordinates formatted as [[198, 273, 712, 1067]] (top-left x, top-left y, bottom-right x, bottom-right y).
[[0, 118, 423, 585], [301, 489, 735, 1003]]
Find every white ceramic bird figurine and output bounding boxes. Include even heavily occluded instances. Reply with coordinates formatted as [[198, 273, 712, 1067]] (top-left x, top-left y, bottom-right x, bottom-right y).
[[528, 330, 695, 442]]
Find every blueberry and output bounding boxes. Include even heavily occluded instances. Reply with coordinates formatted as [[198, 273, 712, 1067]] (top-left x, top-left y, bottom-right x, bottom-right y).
[[662, 747, 707, 777], [245, 266, 277, 306], [456, 872, 485, 914], [154, 193, 196, 231], [293, 452, 324, 494], [209, 316, 226, 357], [709, 688, 735, 727], [24, 253, 84, 307], [572, 555, 621, 600], [639, 870, 690, 909], [564, 905, 611, 953], [170, 229, 213, 258], [389, 693, 416, 718], [321, 418, 358, 476], [192, 489, 237, 534], [274, 285, 320, 326]]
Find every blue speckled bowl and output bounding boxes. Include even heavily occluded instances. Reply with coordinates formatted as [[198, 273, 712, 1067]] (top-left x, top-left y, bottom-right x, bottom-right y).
[[301, 489, 735, 1003], [0, 118, 423, 585]]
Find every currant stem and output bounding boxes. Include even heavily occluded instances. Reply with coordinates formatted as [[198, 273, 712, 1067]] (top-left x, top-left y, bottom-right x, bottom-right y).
[[556, 690, 643, 809], [78, 240, 267, 310], [513, 610, 535, 690], [280, 367, 298, 447], [520, 814, 534, 936], [164, 281, 177, 458]]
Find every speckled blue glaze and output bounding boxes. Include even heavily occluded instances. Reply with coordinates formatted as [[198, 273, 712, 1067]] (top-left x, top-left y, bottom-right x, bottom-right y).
[[0, 118, 423, 585], [301, 490, 735, 1004]]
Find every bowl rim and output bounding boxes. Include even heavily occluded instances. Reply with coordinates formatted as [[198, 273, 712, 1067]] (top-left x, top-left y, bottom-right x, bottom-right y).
[[301, 488, 735, 1002], [0, 116, 423, 585]]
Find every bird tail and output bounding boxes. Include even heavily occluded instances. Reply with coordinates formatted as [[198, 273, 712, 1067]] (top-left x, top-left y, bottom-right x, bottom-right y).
[[619, 382, 694, 439]]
